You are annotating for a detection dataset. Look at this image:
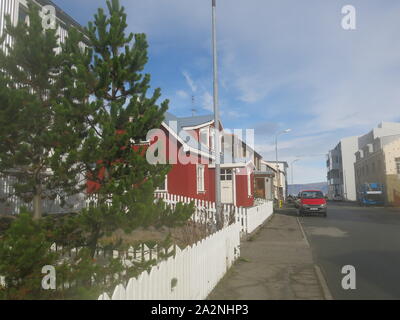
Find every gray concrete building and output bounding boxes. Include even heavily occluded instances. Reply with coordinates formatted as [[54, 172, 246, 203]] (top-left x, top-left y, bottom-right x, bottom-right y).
[[327, 136, 359, 201]]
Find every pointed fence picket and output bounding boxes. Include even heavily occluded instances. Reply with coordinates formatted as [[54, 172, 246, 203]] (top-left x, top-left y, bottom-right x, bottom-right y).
[[1, 193, 273, 297], [98, 221, 241, 300], [155, 192, 273, 236]]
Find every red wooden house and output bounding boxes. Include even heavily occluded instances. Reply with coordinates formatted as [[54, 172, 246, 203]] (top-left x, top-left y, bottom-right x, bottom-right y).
[[151, 112, 255, 207], [87, 111, 257, 208]]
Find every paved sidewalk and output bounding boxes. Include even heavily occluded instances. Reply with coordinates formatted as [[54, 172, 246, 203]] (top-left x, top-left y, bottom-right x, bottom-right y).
[[208, 210, 328, 300]]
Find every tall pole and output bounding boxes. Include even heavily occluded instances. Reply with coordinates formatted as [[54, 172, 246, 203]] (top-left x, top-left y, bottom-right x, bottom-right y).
[[275, 135, 280, 204], [212, 0, 222, 227], [291, 159, 299, 185], [275, 129, 291, 206], [291, 162, 294, 185]]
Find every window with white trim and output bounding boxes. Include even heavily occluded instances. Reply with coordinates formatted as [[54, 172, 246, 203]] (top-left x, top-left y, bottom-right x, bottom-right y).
[[197, 165, 205, 193], [156, 176, 168, 192], [199, 128, 209, 148], [210, 129, 215, 151]]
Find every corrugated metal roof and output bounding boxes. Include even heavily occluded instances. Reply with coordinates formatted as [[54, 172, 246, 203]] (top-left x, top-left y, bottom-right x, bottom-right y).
[[163, 112, 214, 155]]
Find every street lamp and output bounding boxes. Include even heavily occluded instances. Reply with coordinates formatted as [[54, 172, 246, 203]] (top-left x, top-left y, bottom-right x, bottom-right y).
[[275, 129, 291, 206], [211, 0, 222, 228], [291, 159, 300, 185]]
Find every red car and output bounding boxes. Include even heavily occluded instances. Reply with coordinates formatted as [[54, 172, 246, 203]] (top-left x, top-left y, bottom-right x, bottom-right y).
[[297, 190, 327, 217]]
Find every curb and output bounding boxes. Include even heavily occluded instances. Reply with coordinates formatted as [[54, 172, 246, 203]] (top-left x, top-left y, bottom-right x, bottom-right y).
[[314, 265, 333, 300], [296, 216, 333, 300], [296, 217, 310, 248]]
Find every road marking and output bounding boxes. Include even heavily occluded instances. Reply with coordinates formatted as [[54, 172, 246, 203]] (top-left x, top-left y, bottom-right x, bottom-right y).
[[314, 265, 333, 300], [296, 217, 310, 248]]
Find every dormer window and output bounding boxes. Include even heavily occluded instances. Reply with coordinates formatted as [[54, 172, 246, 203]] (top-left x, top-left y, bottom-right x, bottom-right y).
[[210, 129, 215, 150], [199, 128, 209, 148]]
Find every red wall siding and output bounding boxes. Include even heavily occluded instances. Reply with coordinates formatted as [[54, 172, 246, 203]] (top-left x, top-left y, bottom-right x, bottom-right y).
[[235, 168, 254, 207], [158, 126, 215, 202], [167, 160, 215, 202]]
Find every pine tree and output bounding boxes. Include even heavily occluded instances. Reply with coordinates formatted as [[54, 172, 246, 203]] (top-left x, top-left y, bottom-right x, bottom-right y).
[[0, 210, 58, 299], [0, 4, 86, 219], [66, 0, 193, 257]]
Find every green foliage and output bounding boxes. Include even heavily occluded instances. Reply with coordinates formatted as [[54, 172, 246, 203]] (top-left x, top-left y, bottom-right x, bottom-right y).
[[0, 210, 57, 299], [64, 0, 194, 259], [0, 215, 15, 237], [0, 4, 86, 219], [0, 0, 195, 300]]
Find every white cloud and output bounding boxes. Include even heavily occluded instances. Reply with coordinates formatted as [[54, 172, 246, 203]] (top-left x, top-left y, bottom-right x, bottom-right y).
[[176, 90, 189, 99], [201, 91, 213, 112], [119, 0, 400, 182], [182, 71, 197, 93]]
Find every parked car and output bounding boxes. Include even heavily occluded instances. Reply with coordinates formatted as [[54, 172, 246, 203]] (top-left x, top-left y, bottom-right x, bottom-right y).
[[294, 193, 302, 208], [333, 194, 343, 201], [287, 195, 295, 204], [297, 190, 327, 217]]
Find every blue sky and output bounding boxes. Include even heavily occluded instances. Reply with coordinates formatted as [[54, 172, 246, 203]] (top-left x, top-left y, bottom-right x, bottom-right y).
[[53, 0, 400, 184]]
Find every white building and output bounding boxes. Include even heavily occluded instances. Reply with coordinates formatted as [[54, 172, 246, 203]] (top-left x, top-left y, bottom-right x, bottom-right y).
[[327, 122, 400, 202], [327, 136, 359, 201], [0, 0, 87, 215], [264, 161, 288, 201], [1, 0, 86, 53]]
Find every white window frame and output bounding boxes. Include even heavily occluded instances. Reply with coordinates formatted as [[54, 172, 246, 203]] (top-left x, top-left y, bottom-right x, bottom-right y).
[[155, 175, 168, 192], [199, 128, 209, 148], [197, 164, 205, 193], [247, 169, 252, 197], [210, 128, 215, 151]]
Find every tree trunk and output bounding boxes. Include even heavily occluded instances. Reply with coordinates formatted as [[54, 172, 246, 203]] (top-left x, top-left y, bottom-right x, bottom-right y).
[[33, 184, 42, 220]]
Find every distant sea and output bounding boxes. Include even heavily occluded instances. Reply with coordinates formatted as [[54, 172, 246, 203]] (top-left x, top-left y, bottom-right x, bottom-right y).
[[287, 182, 328, 196]]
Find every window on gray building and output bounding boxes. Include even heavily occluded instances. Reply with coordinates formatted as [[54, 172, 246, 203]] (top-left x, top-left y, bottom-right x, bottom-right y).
[[396, 158, 400, 175]]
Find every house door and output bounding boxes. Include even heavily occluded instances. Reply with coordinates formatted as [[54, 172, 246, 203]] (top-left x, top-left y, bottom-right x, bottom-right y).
[[221, 169, 234, 204], [255, 178, 266, 199]]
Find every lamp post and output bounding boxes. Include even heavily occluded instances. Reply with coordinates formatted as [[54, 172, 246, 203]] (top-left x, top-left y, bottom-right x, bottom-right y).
[[275, 129, 291, 207], [211, 0, 222, 228], [291, 159, 299, 185]]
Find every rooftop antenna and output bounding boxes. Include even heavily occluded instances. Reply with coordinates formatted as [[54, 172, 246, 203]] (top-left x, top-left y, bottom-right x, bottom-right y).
[[191, 95, 197, 116]]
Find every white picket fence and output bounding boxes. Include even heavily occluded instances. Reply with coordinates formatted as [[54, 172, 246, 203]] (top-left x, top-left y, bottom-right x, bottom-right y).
[[97, 194, 274, 300], [0, 174, 86, 215], [98, 221, 241, 300], [154, 192, 273, 236], [246, 200, 274, 234], [154, 192, 232, 225], [1, 192, 273, 298], [49, 242, 171, 265]]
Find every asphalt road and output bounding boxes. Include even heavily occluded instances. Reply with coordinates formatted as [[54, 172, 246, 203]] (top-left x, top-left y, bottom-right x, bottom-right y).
[[296, 202, 400, 300]]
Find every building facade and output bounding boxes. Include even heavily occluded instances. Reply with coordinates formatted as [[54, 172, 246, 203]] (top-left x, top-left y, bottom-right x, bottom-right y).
[[326, 136, 359, 201], [1, 0, 84, 52], [149, 112, 256, 208], [255, 161, 276, 201], [264, 161, 288, 201], [354, 126, 400, 206]]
